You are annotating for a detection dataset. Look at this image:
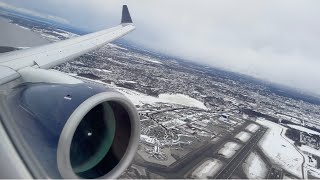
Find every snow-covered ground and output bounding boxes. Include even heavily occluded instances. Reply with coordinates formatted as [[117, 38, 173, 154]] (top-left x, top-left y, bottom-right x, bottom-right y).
[[40, 33, 61, 42], [235, 131, 251, 142], [137, 55, 163, 64], [245, 123, 260, 133], [77, 76, 208, 110], [94, 68, 112, 73], [191, 159, 223, 178], [218, 148, 236, 159], [161, 119, 186, 129], [218, 142, 241, 159], [124, 91, 207, 110], [107, 43, 128, 51], [287, 124, 320, 136], [114, 88, 163, 105], [242, 152, 268, 179], [104, 81, 207, 110], [106, 57, 128, 66], [53, 29, 78, 39], [256, 119, 304, 178], [37, 28, 78, 42], [225, 142, 241, 150], [120, 80, 137, 84], [16, 25, 30, 30], [17, 46, 30, 49], [159, 93, 207, 110]]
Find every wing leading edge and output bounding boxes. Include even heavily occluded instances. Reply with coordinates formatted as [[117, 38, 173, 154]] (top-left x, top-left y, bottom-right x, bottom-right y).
[[0, 5, 135, 85]]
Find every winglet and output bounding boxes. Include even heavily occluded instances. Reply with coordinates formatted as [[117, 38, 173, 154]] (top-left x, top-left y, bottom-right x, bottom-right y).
[[121, 5, 133, 24]]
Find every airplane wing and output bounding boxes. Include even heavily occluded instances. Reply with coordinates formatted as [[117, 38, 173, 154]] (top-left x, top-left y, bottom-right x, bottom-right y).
[[0, 5, 135, 85], [0, 5, 140, 179]]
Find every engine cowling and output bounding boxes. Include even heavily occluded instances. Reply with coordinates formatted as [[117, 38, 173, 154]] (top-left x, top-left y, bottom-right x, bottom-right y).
[[5, 82, 140, 179]]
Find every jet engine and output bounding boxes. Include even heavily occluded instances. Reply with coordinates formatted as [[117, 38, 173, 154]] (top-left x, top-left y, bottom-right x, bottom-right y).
[[4, 81, 140, 179]]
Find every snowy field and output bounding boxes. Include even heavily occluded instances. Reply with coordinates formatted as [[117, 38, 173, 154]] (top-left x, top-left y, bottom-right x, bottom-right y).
[[287, 124, 320, 136], [76, 76, 208, 110], [94, 68, 112, 73], [52, 29, 78, 39], [235, 131, 251, 142], [125, 91, 208, 110], [158, 93, 208, 110], [242, 152, 268, 179], [120, 80, 137, 84], [218, 142, 241, 159], [107, 43, 128, 51], [137, 55, 163, 64], [257, 119, 303, 178], [245, 123, 260, 133], [161, 119, 186, 129], [191, 159, 223, 178], [66, 57, 208, 111]]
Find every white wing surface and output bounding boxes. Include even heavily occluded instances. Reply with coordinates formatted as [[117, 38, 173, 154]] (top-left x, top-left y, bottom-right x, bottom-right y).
[[0, 5, 135, 85]]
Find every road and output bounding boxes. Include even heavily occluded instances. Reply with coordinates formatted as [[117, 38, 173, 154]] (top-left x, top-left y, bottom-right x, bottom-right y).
[[214, 128, 267, 179]]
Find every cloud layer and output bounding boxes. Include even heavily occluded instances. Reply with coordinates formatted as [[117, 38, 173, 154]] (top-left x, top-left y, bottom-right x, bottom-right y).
[[1, 0, 320, 95], [0, 1, 70, 24]]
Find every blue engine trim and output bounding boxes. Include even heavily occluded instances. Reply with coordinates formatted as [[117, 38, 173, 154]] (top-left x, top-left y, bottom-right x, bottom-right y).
[[6, 82, 114, 178]]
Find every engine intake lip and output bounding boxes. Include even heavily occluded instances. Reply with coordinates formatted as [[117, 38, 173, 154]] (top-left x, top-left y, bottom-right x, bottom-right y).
[[57, 91, 140, 179]]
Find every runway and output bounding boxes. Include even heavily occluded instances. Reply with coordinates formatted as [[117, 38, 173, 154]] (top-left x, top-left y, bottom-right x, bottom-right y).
[[135, 121, 265, 179], [214, 127, 267, 179]]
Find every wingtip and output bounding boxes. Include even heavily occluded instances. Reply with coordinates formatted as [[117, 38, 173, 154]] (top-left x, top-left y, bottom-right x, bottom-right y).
[[121, 5, 133, 24]]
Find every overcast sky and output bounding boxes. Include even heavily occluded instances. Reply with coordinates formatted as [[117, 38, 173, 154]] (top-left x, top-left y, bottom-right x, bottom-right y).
[[1, 0, 320, 95]]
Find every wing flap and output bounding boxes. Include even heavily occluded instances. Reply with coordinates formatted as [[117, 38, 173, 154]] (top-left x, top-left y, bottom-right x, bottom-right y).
[[0, 66, 20, 85]]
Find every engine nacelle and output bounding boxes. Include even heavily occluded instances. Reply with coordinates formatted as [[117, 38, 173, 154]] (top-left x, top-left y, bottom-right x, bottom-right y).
[[5, 82, 140, 179]]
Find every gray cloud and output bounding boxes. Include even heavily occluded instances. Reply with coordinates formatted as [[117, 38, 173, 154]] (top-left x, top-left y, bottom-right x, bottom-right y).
[[1, 0, 320, 95], [0, 1, 70, 24]]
